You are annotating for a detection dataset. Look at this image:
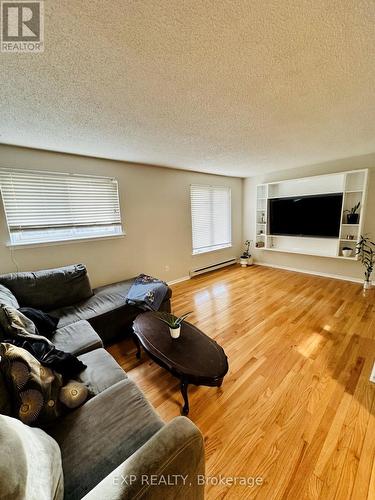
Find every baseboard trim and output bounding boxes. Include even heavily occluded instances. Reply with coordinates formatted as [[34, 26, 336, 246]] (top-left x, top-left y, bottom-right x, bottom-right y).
[[167, 276, 191, 286], [256, 261, 363, 284]]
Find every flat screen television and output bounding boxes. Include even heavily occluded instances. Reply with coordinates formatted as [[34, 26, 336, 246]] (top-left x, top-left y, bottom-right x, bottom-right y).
[[268, 193, 343, 238]]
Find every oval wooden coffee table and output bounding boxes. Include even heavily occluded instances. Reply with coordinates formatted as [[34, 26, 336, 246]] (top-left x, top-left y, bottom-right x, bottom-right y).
[[132, 312, 229, 415]]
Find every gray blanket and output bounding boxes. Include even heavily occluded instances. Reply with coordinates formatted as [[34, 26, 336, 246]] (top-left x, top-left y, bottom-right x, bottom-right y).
[[126, 274, 168, 311]]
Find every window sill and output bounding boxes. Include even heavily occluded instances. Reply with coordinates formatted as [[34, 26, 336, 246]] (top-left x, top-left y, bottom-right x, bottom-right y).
[[192, 244, 232, 256], [7, 232, 126, 249]]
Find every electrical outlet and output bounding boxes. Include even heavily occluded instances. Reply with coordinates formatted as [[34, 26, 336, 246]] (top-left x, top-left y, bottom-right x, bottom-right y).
[[370, 362, 375, 384], [165, 265, 170, 272]]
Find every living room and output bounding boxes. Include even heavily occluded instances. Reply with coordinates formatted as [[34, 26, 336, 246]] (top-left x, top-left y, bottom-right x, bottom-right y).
[[0, 2, 374, 500]]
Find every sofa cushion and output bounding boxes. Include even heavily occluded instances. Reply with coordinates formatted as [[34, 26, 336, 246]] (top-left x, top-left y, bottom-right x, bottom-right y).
[[0, 264, 93, 310], [0, 284, 19, 309], [47, 379, 164, 500], [51, 278, 136, 327], [0, 414, 63, 500], [51, 320, 103, 356], [77, 348, 127, 395], [51, 279, 172, 344]]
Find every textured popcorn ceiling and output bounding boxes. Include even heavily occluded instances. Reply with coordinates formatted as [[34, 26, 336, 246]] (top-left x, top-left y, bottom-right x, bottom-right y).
[[1, 0, 375, 177]]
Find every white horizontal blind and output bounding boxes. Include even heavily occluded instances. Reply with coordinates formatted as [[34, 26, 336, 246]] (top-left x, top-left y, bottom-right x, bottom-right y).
[[191, 184, 231, 255], [0, 168, 123, 245]]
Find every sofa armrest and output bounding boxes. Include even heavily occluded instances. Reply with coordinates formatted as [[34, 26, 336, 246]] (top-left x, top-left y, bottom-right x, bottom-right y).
[[82, 416, 205, 500], [158, 287, 172, 313]]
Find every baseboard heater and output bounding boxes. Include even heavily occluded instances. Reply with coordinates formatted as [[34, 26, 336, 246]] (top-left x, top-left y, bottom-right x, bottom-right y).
[[190, 258, 237, 277]]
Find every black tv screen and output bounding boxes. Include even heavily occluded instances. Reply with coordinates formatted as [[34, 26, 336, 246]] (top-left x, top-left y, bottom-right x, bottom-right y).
[[268, 193, 343, 238]]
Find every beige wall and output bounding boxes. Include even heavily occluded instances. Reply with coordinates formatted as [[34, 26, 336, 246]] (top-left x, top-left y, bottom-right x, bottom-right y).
[[243, 153, 375, 282], [2, 145, 373, 286], [0, 145, 242, 287]]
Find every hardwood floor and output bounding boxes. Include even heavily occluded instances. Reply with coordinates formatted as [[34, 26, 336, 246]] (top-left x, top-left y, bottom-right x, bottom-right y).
[[108, 265, 375, 499]]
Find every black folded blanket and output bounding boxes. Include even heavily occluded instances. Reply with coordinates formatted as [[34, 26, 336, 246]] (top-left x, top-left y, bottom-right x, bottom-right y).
[[5, 336, 86, 379], [0, 304, 86, 379]]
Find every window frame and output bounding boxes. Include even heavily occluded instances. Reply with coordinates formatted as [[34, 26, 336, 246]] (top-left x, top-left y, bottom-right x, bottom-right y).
[[0, 168, 125, 248], [190, 184, 232, 256]]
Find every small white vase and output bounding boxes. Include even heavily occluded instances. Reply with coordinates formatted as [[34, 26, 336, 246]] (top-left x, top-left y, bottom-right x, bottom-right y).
[[364, 280, 372, 290], [240, 258, 248, 267], [169, 326, 181, 339], [342, 249, 353, 257], [247, 256, 254, 266]]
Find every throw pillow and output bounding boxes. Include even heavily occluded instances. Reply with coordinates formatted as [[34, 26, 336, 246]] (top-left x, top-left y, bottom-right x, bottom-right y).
[[0, 343, 63, 425], [19, 307, 59, 337], [0, 304, 37, 341], [0, 284, 19, 309], [59, 380, 88, 409], [0, 414, 63, 500]]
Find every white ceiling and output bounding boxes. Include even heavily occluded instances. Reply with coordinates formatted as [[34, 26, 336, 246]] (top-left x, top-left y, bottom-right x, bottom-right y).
[[1, 0, 375, 178]]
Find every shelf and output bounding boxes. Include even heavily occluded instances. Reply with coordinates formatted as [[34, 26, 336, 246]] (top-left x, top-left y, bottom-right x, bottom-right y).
[[341, 224, 359, 226], [344, 190, 363, 193], [345, 171, 367, 192], [263, 247, 337, 258], [268, 190, 342, 199], [262, 246, 358, 260], [340, 239, 357, 242]]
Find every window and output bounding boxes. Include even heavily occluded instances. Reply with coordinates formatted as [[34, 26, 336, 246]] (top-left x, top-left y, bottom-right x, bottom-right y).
[[0, 168, 123, 246], [190, 184, 231, 255]]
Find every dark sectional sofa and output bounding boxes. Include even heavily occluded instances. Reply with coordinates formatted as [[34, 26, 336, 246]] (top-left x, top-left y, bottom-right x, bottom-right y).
[[0, 263, 172, 344], [0, 265, 204, 500]]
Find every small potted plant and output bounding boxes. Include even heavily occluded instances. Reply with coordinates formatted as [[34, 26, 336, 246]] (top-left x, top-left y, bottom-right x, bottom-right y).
[[240, 240, 253, 267], [342, 247, 353, 257], [344, 202, 360, 224], [356, 234, 375, 289], [155, 311, 192, 338]]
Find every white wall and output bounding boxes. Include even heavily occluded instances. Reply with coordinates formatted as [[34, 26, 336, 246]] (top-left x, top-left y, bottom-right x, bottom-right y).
[[0, 145, 242, 287], [243, 153, 375, 282]]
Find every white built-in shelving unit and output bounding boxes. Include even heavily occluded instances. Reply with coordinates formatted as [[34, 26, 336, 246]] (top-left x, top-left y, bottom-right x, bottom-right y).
[[255, 169, 368, 260]]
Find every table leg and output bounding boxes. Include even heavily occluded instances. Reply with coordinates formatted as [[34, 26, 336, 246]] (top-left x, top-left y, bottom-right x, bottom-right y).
[[180, 381, 189, 415], [132, 335, 141, 359]]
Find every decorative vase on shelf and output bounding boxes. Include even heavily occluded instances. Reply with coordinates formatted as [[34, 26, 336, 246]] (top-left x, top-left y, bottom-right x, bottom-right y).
[[347, 213, 359, 224], [169, 326, 181, 339], [342, 248, 353, 257]]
